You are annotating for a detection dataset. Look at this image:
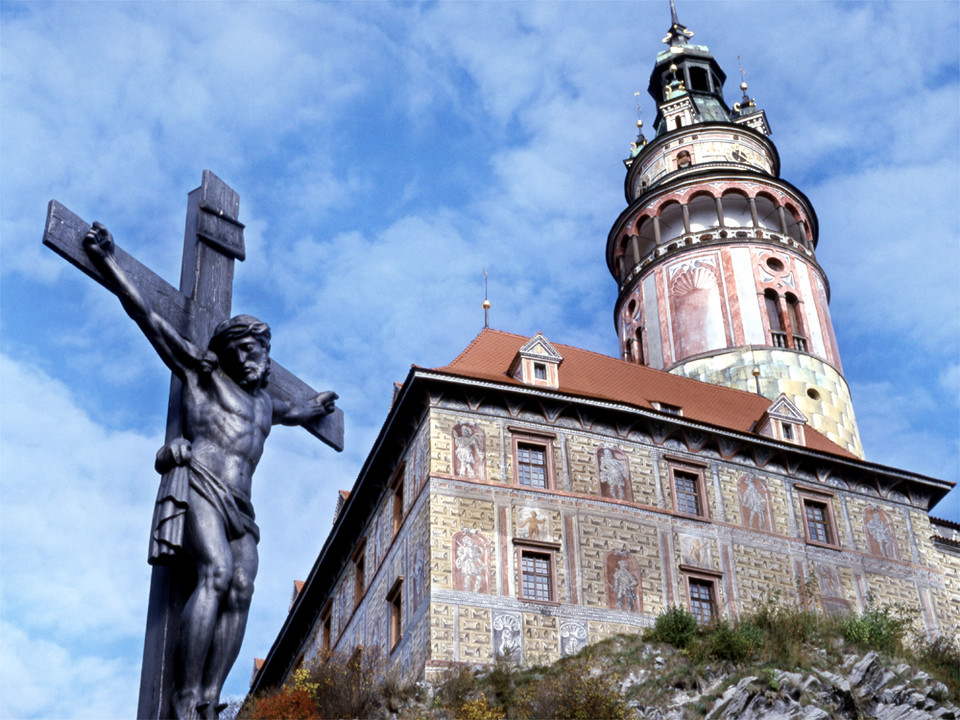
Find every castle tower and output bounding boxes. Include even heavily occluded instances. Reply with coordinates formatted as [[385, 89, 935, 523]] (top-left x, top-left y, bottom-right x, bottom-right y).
[[607, 2, 862, 457]]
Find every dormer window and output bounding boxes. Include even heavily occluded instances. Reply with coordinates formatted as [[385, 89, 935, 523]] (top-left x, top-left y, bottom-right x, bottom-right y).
[[510, 333, 563, 389], [652, 401, 683, 416], [755, 394, 807, 447]]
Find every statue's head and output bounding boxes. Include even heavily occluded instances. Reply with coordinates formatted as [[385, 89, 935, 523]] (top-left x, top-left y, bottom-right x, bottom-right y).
[[209, 315, 271, 389]]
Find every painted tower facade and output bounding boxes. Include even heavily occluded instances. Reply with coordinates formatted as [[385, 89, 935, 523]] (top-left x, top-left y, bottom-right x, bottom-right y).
[[607, 7, 862, 457]]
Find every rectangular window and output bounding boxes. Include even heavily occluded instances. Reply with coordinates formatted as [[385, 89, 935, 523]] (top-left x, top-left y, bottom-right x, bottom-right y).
[[517, 443, 547, 488], [797, 487, 839, 548], [353, 541, 367, 609], [669, 463, 708, 518], [320, 601, 333, 653], [391, 464, 405, 538], [520, 551, 553, 602], [511, 430, 555, 490], [534, 362, 547, 380], [688, 579, 715, 624], [805, 500, 831, 544], [387, 578, 403, 651]]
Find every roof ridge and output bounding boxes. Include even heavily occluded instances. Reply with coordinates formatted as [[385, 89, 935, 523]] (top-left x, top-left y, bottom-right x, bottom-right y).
[[442, 328, 525, 369]]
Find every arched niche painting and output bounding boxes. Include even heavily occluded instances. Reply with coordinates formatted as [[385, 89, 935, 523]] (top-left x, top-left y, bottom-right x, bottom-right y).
[[452, 528, 491, 594], [668, 258, 726, 361], [452, 422, 485, 480], [597, 446, 633, 501], [560, 622, 588, 656], [605, 551, 642, 612], [492, 613, 522, 660], [863, 506, 899, 560], [738, 475, 773, 532]]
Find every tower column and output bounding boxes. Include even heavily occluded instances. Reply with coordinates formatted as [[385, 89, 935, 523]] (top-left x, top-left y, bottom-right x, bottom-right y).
[[606, 2, 862, 457]]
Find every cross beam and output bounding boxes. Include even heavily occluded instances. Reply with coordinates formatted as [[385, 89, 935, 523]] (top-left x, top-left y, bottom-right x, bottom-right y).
[[43, 196, 344, 450]]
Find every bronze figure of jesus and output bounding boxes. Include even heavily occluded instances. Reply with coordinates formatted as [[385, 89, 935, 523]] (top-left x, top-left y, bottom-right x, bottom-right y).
[[83, 222, 337, 720]]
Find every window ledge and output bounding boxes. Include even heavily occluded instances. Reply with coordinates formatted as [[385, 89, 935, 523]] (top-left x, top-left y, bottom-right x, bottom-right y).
[[673, 511, 711, 523], [804, 539, 841, 551]]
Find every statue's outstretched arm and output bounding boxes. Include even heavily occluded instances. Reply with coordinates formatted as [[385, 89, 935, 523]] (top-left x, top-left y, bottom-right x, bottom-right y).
[[83, 223, 207, 378], [272, 390, 338, 426]]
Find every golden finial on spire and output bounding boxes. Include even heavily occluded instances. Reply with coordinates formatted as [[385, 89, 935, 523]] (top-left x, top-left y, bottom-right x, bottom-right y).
[[630, 93, 647, 153]]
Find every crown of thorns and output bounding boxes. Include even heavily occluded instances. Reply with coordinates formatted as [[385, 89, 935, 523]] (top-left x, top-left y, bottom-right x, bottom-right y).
[[208, 315, 271, 355]]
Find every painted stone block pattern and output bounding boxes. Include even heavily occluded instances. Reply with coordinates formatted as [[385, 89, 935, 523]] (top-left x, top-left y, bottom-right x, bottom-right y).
[[430, 492, 496, 590], [431, 603, 456, 661], [458, 606, 493, 662], [523, 612, 559, 660], [731, 541, 796, 610], [578, 512, 661, 613]]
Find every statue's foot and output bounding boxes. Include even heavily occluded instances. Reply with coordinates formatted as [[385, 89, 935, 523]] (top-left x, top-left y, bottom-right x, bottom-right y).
[[171, 690, 201, 720]]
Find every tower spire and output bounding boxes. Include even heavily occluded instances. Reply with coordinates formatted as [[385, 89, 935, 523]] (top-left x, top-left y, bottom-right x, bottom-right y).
[[608, 15, 863, 457], [663, 0, 694, 47]]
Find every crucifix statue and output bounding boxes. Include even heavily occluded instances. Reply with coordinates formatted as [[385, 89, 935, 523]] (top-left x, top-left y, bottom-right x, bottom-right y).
[[43, 171, 344, 720]]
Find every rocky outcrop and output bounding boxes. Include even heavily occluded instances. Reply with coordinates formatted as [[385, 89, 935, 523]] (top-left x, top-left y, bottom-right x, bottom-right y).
[[629, 650, 956, 720]]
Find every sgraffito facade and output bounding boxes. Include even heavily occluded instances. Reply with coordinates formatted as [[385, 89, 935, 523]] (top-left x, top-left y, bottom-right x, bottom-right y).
[[251, 331, 958, 689], [249, 6, 958, 695]]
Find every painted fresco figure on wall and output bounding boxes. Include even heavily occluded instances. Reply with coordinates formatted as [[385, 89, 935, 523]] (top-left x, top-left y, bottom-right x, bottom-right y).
[[605, 551, 642, 612], [453, 529, 490, 593], [738, 475, 772, 531], [452, 423, 485, 480], [613, 561, 639, 611], [597, 446, 632, 501], [517, 508, 547, 540], [864, 506, 899, 560]]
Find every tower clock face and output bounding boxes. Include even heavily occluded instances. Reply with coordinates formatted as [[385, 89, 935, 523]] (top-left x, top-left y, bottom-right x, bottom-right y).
[[730, 148, 748, 162]]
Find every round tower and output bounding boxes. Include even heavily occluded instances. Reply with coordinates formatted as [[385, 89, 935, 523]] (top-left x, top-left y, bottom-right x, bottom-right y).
[[607, 3, 862, 457]]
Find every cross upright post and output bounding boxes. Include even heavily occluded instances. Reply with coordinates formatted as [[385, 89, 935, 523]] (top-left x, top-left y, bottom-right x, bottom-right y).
[[42, 171, 344, 719]]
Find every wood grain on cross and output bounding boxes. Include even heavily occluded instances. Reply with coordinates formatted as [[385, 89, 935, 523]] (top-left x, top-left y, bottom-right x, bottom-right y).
[[43, 170, 343, 719]]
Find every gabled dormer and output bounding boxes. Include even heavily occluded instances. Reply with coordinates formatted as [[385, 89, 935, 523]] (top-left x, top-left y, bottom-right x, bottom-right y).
[[510, 332, 563, 389], [755, 394, 807, 446]]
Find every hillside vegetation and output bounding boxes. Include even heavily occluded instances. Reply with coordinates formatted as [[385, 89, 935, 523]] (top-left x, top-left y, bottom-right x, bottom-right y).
[[238, 598, 959, 719]]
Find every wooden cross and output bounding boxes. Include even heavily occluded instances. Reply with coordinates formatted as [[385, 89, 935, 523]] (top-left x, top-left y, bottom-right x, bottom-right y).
[[42, 170, 343, 719]]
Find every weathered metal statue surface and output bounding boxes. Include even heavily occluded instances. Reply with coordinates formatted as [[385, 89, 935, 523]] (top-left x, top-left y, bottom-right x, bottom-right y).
[[42, 171, 343, 720]]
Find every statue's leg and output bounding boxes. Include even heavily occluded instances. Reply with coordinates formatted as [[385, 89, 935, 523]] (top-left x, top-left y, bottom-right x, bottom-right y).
[[198, 533, 258, 715], [173, 496, 233, 720]]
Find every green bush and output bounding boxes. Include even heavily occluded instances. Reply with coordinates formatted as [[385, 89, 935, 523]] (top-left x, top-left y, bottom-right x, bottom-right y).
[[644, 606, 700, 649], [705, 620, 763, 663], [841, 603, 916, 655]]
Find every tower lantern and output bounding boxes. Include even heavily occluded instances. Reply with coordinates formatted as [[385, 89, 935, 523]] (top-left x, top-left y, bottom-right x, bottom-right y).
[[608, 2, 862, 457]]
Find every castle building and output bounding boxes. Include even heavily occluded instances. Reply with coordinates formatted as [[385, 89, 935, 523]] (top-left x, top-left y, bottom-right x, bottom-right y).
[[250, 5, 959, 693]]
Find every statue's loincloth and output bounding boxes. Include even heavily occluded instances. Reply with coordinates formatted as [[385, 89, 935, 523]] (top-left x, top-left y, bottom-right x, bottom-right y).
[[148, 457, 260, 565]]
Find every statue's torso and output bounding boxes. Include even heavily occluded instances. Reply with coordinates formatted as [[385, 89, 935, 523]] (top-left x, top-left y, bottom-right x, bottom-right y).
[[181, 370, 272, 498]]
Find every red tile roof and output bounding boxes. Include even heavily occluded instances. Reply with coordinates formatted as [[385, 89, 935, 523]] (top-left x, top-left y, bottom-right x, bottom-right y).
[[432, 328, 854, 458]]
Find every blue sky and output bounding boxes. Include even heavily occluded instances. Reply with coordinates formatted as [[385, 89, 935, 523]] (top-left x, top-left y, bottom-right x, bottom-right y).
[[1, 1, 957, 717]]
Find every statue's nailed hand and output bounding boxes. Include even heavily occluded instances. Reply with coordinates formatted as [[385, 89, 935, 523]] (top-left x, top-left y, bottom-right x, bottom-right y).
[[154, 438, 193, 474], [309, 391, 339, 417], [82, 222, 115, 264]]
